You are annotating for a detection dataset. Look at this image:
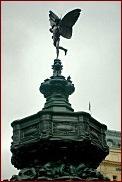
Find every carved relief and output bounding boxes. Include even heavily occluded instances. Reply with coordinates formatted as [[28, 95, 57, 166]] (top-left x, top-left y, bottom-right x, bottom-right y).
[[78, 116, 86, 137], [21, 124, 39, 140], [53, 122, 77, 136], [89, 127, 101, 145], [52, 115, 77, 122], [13, 131, 20, 143], [40, 121, 51, 138], [11, 162, 110, 181]]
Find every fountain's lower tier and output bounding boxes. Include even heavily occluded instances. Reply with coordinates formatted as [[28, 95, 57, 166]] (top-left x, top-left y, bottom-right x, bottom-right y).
[[11, 110, 109, 180]]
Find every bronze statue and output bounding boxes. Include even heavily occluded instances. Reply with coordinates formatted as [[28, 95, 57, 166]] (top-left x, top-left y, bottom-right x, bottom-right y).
[[49, 9, 81, 58]]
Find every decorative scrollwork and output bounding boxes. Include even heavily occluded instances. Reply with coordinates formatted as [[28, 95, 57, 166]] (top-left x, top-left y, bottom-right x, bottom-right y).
[[11, 162, 110, 181]]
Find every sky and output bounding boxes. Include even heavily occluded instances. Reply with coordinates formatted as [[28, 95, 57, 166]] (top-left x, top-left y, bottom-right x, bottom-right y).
[[1, 1, 121, 180]]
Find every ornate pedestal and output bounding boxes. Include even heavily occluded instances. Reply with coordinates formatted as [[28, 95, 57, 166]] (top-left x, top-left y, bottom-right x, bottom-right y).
[[11, 59, 109, 181]]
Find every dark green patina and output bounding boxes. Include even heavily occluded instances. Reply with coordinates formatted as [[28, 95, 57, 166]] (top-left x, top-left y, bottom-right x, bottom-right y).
[[11, 59, 109, 181]]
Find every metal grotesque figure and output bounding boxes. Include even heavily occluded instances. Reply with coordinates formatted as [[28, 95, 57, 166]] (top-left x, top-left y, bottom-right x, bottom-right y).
[[49, 9, 81, 58]]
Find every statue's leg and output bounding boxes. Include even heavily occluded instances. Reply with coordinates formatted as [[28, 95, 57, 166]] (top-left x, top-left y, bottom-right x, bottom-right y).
[[56, 48, 59, 59], [59, 46, 67, 55], [56, 41, 59, 59]]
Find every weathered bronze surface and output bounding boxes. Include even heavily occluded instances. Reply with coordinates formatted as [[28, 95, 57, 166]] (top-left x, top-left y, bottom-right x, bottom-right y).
[[40, 59, 75, 112], [49, 9, 81, 58], [11, 59, 109, 180], [11, 109, 109, 168], [11, 113, 109, 180]]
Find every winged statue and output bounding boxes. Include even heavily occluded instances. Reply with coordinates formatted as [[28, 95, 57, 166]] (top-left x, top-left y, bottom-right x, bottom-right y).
[[49, 9, 81, 59]]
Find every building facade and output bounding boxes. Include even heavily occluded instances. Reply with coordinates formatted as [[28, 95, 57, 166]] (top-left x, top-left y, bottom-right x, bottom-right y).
[[97, 130, 121, 181]]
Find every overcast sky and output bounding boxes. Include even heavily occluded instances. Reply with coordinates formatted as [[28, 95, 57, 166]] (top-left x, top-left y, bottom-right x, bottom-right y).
[[1, 1, 121, 180]]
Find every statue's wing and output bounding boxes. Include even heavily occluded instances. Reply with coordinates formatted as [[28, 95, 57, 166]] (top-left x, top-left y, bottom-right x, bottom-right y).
[[59, 9, 81, 39], [49, 10, 60, 27]]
